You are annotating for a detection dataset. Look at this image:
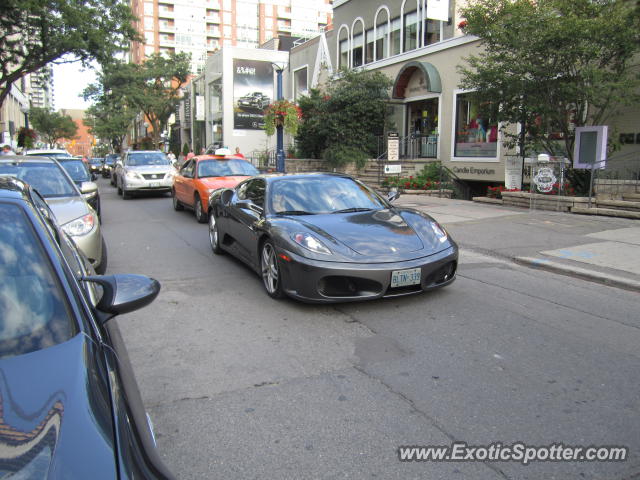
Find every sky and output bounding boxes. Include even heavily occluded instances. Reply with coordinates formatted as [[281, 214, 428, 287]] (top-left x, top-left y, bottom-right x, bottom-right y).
[[52, 58, 98, 110]]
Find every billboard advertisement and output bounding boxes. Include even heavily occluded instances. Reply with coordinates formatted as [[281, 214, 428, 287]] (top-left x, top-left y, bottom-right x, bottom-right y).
[[233, 59, 273, 130]]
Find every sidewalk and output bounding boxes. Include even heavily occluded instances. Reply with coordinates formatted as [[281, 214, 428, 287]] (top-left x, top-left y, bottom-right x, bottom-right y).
[[395, 195, 640, 292]]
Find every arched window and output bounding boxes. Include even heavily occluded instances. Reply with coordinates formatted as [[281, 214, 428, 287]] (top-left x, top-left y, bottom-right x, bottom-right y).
[[337, 25, 350, 69], [402, 0, 420, 52], [351, 18, 365, 68], [374, 6, 390, 61]]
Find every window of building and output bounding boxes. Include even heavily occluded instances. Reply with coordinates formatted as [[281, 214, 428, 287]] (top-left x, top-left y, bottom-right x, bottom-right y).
[[352, 31, 363, 67], [144, 31, 155, 45], [389, 17, 401, 56], [294, 67, 308, 99], [339, 38, 349, 69], [365, 28, 374, 64], [375, 20, 388, 61], [403, 10, 418, 52], [423, 19, 441, 46], [144, 1, 154, 15], [454, 92, 498, 158], [144, 16, 154, 29]]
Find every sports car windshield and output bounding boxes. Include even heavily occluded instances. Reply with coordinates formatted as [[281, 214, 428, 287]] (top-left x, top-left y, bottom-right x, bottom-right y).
[[269, 177, 387, 215], [126, 152, 170, 166], [0, 162, 78, 198], [198, 159, 259, 178]]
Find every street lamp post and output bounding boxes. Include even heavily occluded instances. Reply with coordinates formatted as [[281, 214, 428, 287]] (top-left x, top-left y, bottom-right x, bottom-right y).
[[273, 63, 285, 173]]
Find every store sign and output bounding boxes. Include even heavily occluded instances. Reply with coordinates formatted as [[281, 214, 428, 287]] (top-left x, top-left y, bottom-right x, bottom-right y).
[[233, 59, 273, 130], [533, 166, 557, 193], [387, 132, 399, 161], [195, 95, 205, 121], [385, 164, 402, 174], [505, 156, 523, 190], [427, 0, 450, 22]]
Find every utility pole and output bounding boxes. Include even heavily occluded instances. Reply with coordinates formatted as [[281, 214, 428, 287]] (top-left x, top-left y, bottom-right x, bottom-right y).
[[273, 63, 285, 173]]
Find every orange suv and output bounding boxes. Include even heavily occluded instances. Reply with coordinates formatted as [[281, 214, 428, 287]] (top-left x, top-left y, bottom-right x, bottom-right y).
[[172, 149, 259, 223]]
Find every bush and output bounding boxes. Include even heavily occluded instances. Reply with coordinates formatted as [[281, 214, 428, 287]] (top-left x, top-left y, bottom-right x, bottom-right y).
[[323, 145, 368, 170], [381, 162, 452, 190]]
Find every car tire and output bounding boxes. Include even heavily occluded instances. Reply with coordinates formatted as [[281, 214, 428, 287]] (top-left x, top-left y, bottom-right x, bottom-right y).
[[95, 237, 108, 274], [194, 195, 206, 223], [172, 189, 184, 211], [208, 212, 223, 255], [122, 188, 130, 200], [260, 240, 285, 299]]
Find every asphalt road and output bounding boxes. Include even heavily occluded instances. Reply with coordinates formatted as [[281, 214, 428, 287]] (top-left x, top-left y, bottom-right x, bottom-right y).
[[96, 178, 640, 480]]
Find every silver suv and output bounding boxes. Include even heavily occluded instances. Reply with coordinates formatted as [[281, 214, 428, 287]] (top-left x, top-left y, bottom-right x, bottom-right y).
[[115, 151, 176, 199]]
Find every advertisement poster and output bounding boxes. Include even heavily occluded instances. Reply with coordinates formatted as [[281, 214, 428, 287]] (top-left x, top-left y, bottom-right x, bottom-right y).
[[233, 59, 273, 130]]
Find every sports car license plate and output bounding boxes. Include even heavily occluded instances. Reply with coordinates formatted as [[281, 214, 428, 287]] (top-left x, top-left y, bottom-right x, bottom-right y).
[[391, 268, 421, 288], [150, 182, 160, 187]]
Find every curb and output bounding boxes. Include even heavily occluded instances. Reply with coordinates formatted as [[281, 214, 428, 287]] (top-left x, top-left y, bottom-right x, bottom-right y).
[[514, 257, 640, 293]]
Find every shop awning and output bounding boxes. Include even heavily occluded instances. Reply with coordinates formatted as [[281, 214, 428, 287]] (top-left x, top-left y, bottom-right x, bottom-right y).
[[392, 61, 442, 99]]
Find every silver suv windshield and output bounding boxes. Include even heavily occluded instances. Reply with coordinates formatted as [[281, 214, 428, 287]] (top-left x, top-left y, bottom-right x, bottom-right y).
[[126, 152, 170, 167]]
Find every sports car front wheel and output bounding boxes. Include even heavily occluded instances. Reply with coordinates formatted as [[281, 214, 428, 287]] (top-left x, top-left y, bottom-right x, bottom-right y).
[[261, 240, 285, 299], [209, 213, 222, 255]]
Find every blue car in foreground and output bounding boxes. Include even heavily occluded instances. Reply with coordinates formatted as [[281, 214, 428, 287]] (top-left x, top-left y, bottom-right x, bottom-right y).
[[0, 177, 174, 479]]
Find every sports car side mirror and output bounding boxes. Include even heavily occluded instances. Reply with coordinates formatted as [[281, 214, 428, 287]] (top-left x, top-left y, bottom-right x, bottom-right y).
[[387, 188, 401, 202], [82, 274, 161, 324]]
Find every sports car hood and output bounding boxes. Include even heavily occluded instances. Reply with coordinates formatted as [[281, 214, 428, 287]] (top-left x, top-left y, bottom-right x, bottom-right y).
[[0, 335, 117, 478], [45, 196, 92, 224], [200, 176, 250, 189]]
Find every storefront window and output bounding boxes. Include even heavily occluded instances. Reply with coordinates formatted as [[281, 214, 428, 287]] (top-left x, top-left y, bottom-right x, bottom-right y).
[[403, 11, 418, 52], [454, 93, 498, 158], [294, 67, 307, 99], [375, 21, 387, 61]]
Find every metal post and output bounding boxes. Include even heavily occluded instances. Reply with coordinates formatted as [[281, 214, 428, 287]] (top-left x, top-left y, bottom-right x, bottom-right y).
[[275, 66, 285, 173]]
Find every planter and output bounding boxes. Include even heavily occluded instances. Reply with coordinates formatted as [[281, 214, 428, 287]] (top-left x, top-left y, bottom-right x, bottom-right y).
[[501, 191, 590, 212]]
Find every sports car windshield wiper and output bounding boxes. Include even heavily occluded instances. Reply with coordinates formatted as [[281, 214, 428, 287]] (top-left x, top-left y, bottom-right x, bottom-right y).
[[331, 207, 373, 214], [275, 210, 315, 215]]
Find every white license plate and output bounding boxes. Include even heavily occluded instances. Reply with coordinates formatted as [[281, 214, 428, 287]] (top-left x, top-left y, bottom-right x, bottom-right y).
[[391, 268, 421, 288], [150, 182, 160, 187]]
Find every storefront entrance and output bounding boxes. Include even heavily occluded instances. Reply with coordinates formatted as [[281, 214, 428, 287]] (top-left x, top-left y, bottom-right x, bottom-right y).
[[407, 98, 438, 158]]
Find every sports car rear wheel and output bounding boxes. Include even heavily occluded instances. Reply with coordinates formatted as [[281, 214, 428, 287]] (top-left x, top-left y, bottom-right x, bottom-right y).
[[261, 240, 284, 299], [208, 213, 222, 254]]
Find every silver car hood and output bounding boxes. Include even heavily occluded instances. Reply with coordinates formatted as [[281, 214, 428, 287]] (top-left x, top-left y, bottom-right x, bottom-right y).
[[46, 196, 92, 225], [125, 165, 173, 174]]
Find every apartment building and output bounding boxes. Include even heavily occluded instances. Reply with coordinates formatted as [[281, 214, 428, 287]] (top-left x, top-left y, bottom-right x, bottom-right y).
[[130, 0, 333, 73], [27, 67, 54, 110]]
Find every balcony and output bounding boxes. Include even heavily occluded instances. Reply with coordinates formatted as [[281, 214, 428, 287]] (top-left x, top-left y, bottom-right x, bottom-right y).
[[159, 22, 175, 32]]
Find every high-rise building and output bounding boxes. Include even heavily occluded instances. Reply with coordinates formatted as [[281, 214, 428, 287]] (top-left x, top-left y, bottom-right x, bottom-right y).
[[27, 67, 54, 109], [130, 0, 333, 73]]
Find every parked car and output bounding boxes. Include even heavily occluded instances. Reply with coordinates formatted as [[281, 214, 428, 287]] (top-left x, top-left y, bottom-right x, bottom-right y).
[[89, 156, 104, 175], [114, 151, 176, 199], [104, 153, 119, 179], [57, 157, 101, 219], [0, 155, 107, 273], [0, 176, 174, 479], [208, 173, 458, 302], [172, 151, 258, 223], [25, 149, 73, 159]]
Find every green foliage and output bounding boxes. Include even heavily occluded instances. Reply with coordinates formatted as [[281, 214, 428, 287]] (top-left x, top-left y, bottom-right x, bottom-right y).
[[296, 69, 393, 167], [323, 145, 368, 170], [0, 0, 140, 106], [17, 128, 37, 149], [565, 168, 592, 196], [382, 162, 452, 190], [264, 100, 301, 136], [92, 144, 110, 157], [458, 0, 640, 161], [29, 108, 78, 147], [93, 54, 191, 149], [182, 143, 190, 156]]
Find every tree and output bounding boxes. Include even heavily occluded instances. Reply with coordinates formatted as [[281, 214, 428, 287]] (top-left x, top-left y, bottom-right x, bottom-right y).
[[296, 69, 393, 168], [29, 108, 78, 147], [458, 0, 640, 160], [83, 69, 138, 153], [0, 0, 139, 106], [103, 54, 191, 148]]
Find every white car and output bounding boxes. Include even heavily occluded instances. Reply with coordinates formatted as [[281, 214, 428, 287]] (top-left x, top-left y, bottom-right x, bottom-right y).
[[115, 150, 176, 199]]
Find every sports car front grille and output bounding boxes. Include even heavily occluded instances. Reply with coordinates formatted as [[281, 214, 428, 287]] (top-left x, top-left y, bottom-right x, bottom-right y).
[[318, 276, 383, 298]]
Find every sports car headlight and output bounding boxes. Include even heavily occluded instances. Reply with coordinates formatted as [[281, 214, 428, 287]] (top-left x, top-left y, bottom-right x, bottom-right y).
[[62, 213, 95, 237], [125, 170, 142, 180], [430, 221, 448, 243], [292, 232, 331, 255]]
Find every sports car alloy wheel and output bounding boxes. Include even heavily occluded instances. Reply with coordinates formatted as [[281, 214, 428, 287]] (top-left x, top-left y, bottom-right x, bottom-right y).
[[261, 241, 284, 298], [209, 213, 222, 254]]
